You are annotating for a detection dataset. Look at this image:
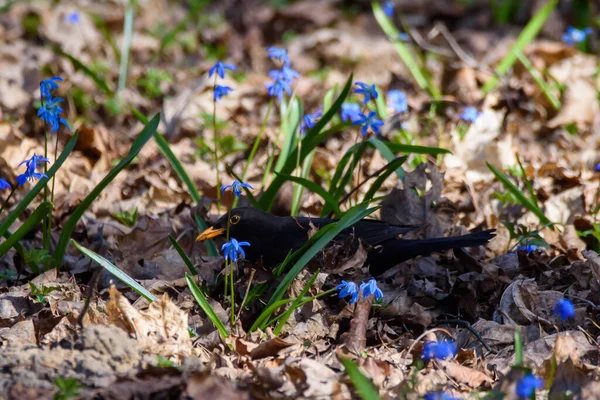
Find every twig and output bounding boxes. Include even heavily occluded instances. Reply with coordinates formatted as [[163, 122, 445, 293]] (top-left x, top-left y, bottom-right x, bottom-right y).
[[435, 318, 496, 354], [340, 295, 374, 354], [78, 268, 102, 328]]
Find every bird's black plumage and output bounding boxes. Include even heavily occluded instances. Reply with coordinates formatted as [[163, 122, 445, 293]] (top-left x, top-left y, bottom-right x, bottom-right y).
[[197, 207, 495, 276]]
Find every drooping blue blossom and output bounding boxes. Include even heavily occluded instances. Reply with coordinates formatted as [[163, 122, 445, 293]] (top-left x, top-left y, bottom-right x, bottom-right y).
[[382, 1, 395, 17], [340, 103, 362, 123], [16, 154, 50, 187], [213, 85, 233, 101], [221, 238, 250, 263], [266, 76, 292, 101], [562, 26, 592, 46], [517, 244, 538, 254], [516, 374, 543, 399], [594, 162, 600, 173], [300, 108, 322, 134], [19, 154, 50, 174], [459, 107, 482, 123], [424, 392, 458, 400], [266, 66, 300, 101], [220, 180, 254, 197], [359, 278, 383, 301], [37, 96, 70, 132], [65, 11, 80, 24], [422, 340, 457, 361], [354, 82, 379, 105], [354, 111, 384, 136], [269, 65, 300, 84], [267, 46, 290, 66], [554, 298, 575, 321], [387, 89, 408, 113], [208, 61, 236, 79], [336, 281, 358, 305], [0, 178, 11, 191], [40, 76, 63, 99]]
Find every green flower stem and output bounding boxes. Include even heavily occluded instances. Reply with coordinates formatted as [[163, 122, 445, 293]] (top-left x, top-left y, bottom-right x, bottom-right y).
[[213, 74, 221, 214], [0, 187, 16, 215], [264, 288, 336, 328]]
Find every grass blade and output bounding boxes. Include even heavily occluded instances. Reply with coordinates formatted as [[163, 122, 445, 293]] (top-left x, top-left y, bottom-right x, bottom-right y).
[[71, 239, 157, 302], [185, 272, 229, 339], [273, 269, 319, 335], [481, 0, 559, 94], [118, 0, 135, 91], [0, 202, 52, 256], [372, 2, 440, 98], [168, 234, 198, 275], [276, 172, 342, 217], [0, 132, 78, 239], [52, 114, 160, 269], [381, 141, 452, 156], [55, 48, 113, 96], [514, 49, 561, 110], [340, 358, 381, 400], [362, 156, 407, 203]]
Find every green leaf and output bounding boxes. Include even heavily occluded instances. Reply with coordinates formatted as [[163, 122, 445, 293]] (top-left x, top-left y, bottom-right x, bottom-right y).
[[382, 141, 452, 155], [169, 234, 198, 275], [487, 162, 552, 226], [71, 239, 157, 302], [55, 48, 114, 96], [259, 75, 353, 211], [276, 172, 342, 217], [274, 96, 303, 174], [52, 114, 160, 269], [195, 216, 218, 257], [514, 50, 561, 110], [0, 132, 78, 240], [273, 269, 319, 335], [252, 204, 377, 331], [482, 0, 559, 94], [362, 156, 407, 202], [372, 3, 440, 98], [185, 272, 229, 339], [0, 202, 52, 256], [340, 358, 381, 400]]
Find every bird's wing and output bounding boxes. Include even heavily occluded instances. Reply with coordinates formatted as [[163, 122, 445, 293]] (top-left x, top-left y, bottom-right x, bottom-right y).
[[299, 217, 419, 245]]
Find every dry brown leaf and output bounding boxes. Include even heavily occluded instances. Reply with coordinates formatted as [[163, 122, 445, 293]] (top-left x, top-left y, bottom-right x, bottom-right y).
[[439, 360, 493, 388]]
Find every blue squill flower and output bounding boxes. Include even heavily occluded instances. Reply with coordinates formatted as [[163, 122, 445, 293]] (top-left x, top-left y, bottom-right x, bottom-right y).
[[594, 163, 600, 173], [340, 103, 362, 123], [382, 1, 394, 17], [267, 47, 290, 66], [19, 154, 50, 174], [220, 180, 253, 197], [422, 340, 457, 361], [459, 106, 482, 123], [387, 90, 408, 113], [359, 279, 383, 301], [424, 392, 458, 400], [65, 11, 80, 24], [562, 26, 592, 46], [214, 85, 233, 101], [266, 77, 291, 101], [0, 178, 11, 191], [516, 374, 543, 399], [354, 82, 378, 105], [16, 154, 50, 187], [208, 61, 236, 79], [221, 238, 250, 263], [300, 108, 322, 134], [336, 281, 359, 304], [40, 76, 63, 99], [517, 244, 538, 254], [37, 96, 69, 132], [554, 298, 575, 321], [269, 65, 300, 83], [353, 111, 384, 136]]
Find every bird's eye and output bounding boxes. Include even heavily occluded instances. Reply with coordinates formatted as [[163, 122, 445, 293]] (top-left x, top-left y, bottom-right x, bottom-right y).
[[230, 215, 240, 225]]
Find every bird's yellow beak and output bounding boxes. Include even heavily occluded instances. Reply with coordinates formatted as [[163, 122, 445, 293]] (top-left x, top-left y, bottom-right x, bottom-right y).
[[196, 226, 226, 241]]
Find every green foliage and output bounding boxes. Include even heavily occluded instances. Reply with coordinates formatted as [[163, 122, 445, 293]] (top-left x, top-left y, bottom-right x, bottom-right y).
[[169, 234, 199, 275], [23, 247, 52, 274], [340, 358, 381, 400], [273, 269, 319, 335], [185, 273, 230, 339], [30, 282, 58, 304], [53, 377, 82, 400], [155, 355, 177, 368], [112, 207, 139, 227], [195, 134, 246, 163], [502, 221, 549, 250], [0, 201, 52, 259], [137, 68, 174, 98]]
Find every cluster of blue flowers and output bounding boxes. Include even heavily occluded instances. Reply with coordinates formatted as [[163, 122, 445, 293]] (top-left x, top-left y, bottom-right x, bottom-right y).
[[422, 339, 457, 361], [38, 76, 69, 133], [562, 26, 592, 46], [336, 278, 383, 304], [208, 60, 236, 102], [219, 179, 253, 263], [265, 47, 300, 101]]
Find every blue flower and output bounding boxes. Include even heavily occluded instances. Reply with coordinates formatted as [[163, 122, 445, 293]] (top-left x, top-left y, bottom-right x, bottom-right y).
[[269, 65, 300, 83], [340, 103, 362, 123], [19, 154, 50, 174], [300, 108, 322, 134], [554, 298, 575, 321], [353, 111, 384, 136], [208, 61, 236, 79], [266, 78, 292, 101], [336, 281, 358, 305], [354, 82, 378, 105], [562, 26, 592, 46], [0, 178, 11, 191], [422, 340, 457, 361], [382, 1, 395, 17], [359, 278, 383, 301], [424, 392, 458, 400], [40, 76, 63, 99], [594, 162, 600, 173], [267, 47, 290, 66], [16, 154, 50, 187], [65, 11, 80, 24], [37, 96, 70, 132], [517, 244, 538, 254], [220, 180, 253, 197], [221, 238, 250, 263], [266, 66, 300, 101], [516, 374, 543, 399], [459, 107, 482, 123], [214, 85, 233, 101], [387, 90, 408, 113]]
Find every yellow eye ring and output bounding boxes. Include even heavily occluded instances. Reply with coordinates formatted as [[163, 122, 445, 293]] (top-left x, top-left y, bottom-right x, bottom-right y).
[[230, 215, 240, 225]]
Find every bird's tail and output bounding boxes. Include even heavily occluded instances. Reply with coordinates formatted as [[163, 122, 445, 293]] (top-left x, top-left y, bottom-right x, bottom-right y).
[[369, 229, 496, 275]]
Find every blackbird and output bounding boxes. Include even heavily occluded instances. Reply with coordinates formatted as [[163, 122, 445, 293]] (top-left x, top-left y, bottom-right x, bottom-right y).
[[196, 207, 495, 276]]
